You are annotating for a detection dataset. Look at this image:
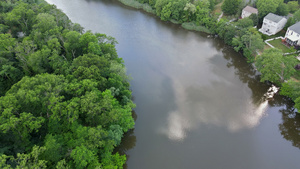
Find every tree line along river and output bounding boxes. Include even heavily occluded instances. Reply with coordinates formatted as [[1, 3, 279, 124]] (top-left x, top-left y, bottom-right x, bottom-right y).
[[45, 0, 300, 168]]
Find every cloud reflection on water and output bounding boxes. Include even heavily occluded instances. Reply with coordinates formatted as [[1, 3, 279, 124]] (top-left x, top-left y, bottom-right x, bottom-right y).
[[163, 80, 269, 141], [160, 50, 270, 141]]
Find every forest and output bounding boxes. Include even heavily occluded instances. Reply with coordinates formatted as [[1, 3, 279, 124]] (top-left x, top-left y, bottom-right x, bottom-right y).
[[1, 0, 300, 168], [0, 0, 135, 168]]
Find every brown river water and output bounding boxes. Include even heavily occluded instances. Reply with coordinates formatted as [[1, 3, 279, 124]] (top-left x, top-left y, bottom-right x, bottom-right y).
[[45, 0, 300, 168]]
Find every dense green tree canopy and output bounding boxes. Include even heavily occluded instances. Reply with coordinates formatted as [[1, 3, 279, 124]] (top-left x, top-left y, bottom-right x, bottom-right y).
[[256, 48, 297, 85], [276, 2, 290, 16], [256, 0, 283, 19], [281, 80, 300, 110], [286, 9, 300, 28], [232, 25, 264, 62], [0, 0, 135, 168], [287, 1, 299, 13], [221, 0, 242, 15]]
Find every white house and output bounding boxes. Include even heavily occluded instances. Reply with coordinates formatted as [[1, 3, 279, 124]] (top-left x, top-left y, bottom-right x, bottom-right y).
[[241, 6, 258, 18], [259, 13, 287, 36], [284, 22, 300, 47]]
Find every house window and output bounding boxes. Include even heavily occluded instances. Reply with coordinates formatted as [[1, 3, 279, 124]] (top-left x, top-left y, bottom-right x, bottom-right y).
[[291, 32, 293, 35]]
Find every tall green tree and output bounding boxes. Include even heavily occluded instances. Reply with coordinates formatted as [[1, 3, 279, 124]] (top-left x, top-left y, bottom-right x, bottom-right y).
[[256, 0, 283, 19], [208, 0, 216, 10], [221, 0, 242, 15], [286, 9, 300, 27], [280, 80, 300, 111], [0, 146, 47, 169], [4, 2, 35, 34], [287, 1, 300, 13], [255, 48, 297, 85], [276, 2, 289, 16], [0, 33, 15, 57], [281, 80, 300, 100], [216, 19, 236, 45], [249, 13, 258, 26], [232, 28, 264, 62], [70, 145, 99, 169]]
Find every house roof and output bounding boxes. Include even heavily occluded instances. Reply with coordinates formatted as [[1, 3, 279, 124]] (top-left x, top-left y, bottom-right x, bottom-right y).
[[243, 6, 258, 14], [289, 22, 300, 34], [264, 13, 285, 23]]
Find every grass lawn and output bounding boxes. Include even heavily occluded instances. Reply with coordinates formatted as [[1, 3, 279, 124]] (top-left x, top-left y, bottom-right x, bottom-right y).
[[267, 39, 296, 53], [259, 30, 286, 41], [267, 30, 286, 39], [264, 44, 271, 50]]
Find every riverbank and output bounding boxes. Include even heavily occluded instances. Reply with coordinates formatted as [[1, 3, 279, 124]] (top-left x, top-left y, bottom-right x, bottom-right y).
[[116, 0, 300, 111], [116, 0, 212, 34], [118, 0, 155, 14], [115, 0, 262, 58]]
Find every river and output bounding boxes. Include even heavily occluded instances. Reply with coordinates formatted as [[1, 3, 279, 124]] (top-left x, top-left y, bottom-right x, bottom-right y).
[[45, 0, 300, 168]]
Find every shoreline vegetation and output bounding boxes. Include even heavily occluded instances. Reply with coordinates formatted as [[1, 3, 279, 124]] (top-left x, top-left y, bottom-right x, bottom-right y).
[[0, 0, 135, 168], [118, 0, 156, 14], [181, 22, 211, 33], [117, 0, 212, 33], [116, 0, 300, 111], [116, 0, 222, 34]]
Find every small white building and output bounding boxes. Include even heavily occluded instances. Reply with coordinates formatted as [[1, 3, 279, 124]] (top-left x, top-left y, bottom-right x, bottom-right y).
[[241, 6, 258, 18], [284, 22, 300, 47], [259, 13, 287, 36]]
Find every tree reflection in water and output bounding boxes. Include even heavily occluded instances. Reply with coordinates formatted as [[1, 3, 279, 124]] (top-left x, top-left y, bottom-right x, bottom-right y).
[[114, 110, 137, 169], [279, 101, 300, 149], [218, 39, 300, 149]]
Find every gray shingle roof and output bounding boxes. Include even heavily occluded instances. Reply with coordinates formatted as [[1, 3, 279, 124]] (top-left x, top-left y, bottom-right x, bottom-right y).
[[264, 13, 285, 23], [289, 22, 300, 34], [243, 6, 258, 14]]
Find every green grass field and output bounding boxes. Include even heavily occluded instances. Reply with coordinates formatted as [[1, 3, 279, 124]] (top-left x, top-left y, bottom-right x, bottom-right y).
[[268, 39, 296, 53]]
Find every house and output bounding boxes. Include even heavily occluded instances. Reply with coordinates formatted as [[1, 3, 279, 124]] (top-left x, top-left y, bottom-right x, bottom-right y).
[[259, 13, 287, 36], [241, 6, 258, 18], [284, 22, 300, 47]]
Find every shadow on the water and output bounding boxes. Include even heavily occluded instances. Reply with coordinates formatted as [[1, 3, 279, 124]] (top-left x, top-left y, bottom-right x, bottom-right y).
[[209, 38, 300, 147], [113, 128, 136, 169], [209, 38, 270, 105], [277, 98, 300, 149], [114, 110, 138, 169]]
